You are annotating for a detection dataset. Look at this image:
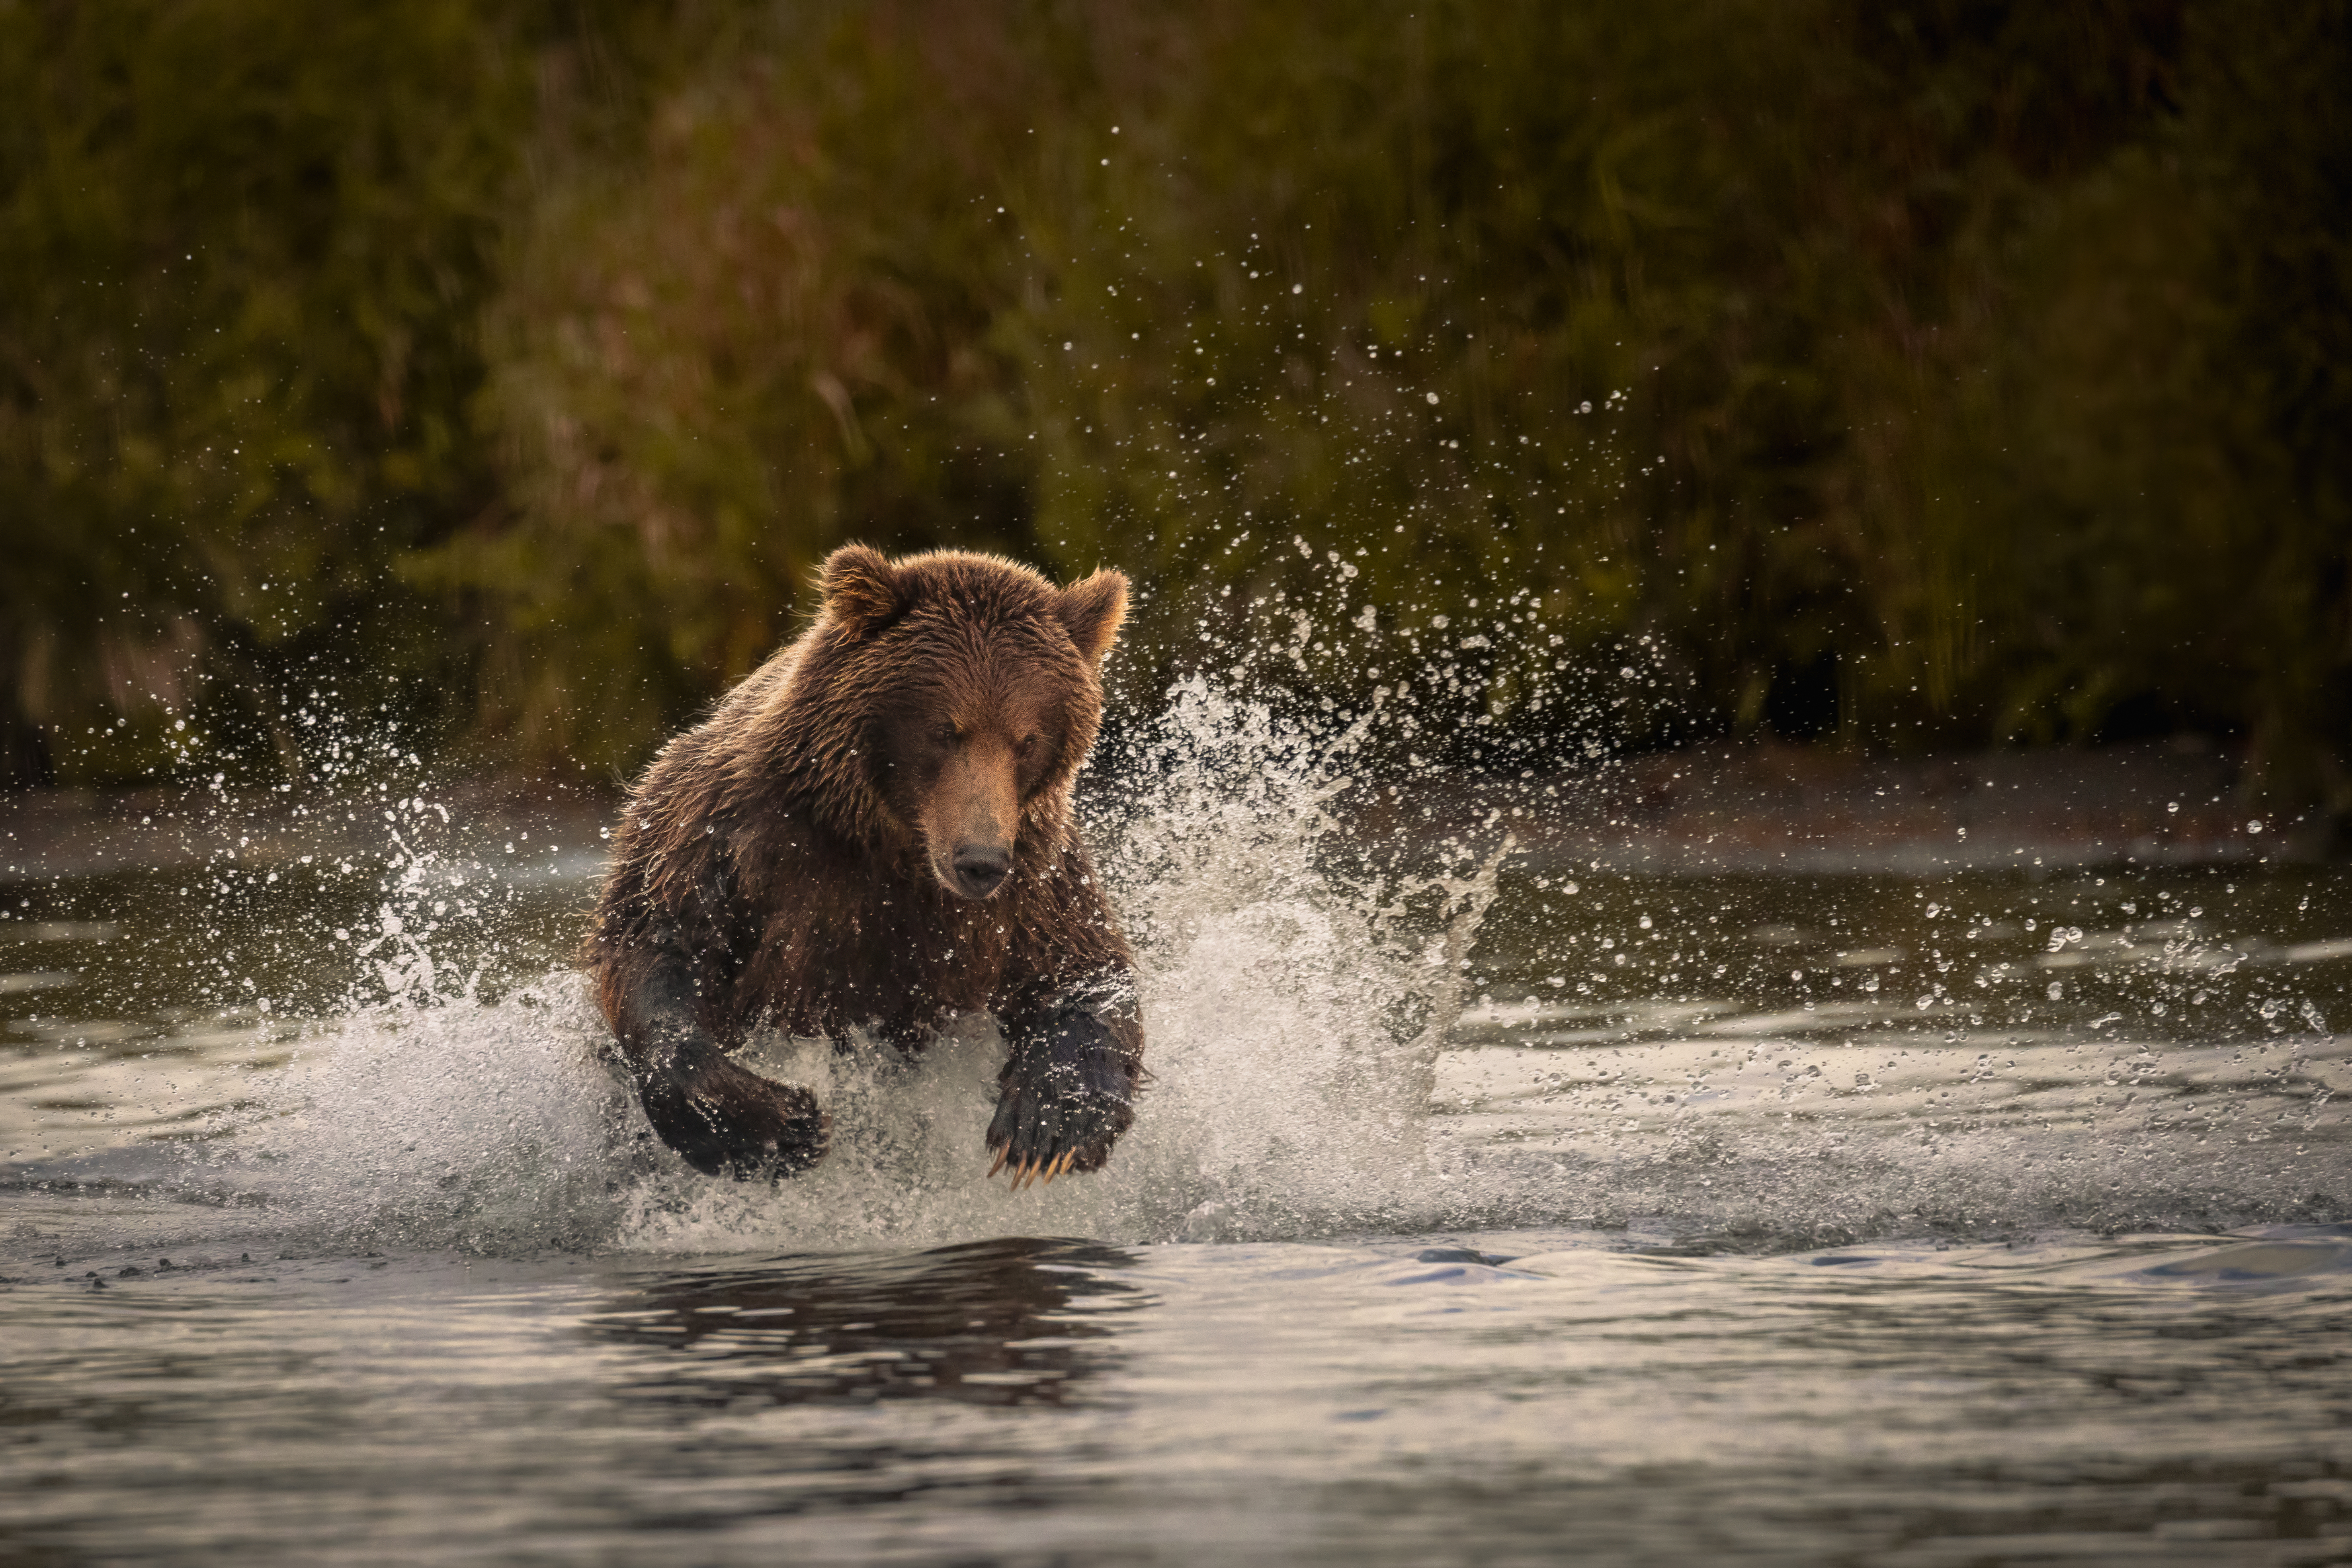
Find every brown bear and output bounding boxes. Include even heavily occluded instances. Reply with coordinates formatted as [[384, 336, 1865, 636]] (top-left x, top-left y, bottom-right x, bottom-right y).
[[586, 544, 1144, 1188]]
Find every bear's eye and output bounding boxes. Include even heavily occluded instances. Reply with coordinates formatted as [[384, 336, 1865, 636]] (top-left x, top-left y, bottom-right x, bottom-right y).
[[1015, 732, 1040, 756], [935, 722, 960, 746]]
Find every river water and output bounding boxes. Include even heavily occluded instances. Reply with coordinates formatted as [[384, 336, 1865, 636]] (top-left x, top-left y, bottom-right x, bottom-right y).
[[4, 687, 2349, 1565]]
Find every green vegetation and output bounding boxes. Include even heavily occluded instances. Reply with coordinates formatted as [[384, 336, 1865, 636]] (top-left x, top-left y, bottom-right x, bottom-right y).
[[6, 1, 2348, 814], [0, 0, 549, 781]]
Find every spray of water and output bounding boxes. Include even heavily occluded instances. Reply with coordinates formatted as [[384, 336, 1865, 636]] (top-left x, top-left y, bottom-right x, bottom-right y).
[[197, 671, 1511, 1252]]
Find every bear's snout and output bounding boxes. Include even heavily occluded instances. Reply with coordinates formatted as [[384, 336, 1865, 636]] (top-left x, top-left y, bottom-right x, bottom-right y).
[[925, 736, 1022, 900], [950, 842, 1013, 899]]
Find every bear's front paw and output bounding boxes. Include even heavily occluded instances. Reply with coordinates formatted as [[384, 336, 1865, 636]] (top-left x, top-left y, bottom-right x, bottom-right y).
[[640, 1054, 829, 1180], [987, 1010, 1136, 1188]]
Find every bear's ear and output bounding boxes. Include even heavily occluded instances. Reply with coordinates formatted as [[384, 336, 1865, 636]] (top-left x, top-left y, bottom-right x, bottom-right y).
[[1058, 568, 1128, 665], [819, 543, 906, 638]]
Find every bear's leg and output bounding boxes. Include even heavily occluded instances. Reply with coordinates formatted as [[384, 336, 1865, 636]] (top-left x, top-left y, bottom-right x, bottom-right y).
[[614, 959, 829, 1180], [988, 982, 1140, 1185]]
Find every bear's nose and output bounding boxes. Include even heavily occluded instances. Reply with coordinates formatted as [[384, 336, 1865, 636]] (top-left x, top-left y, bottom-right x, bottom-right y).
[[952, 846, 1012, 898]]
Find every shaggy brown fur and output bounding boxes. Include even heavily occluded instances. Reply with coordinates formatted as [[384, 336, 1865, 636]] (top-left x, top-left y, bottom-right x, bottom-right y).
[[587, 545, 1143, 1185]]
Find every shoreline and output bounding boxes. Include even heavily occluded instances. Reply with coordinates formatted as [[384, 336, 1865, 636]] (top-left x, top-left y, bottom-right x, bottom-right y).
[[1363, 738, 2319, 877], [0, 738, 2331, 884], [0, 775, 616, 885]]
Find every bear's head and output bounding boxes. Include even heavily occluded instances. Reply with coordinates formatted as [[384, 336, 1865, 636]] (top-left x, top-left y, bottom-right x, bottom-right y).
[[801, 543, 1126, 900]]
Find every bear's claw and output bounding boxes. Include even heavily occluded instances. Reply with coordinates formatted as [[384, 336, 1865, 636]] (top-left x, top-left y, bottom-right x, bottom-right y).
[[995, 1151, 1067, 1192], [986, 1003, 1134, 1188]]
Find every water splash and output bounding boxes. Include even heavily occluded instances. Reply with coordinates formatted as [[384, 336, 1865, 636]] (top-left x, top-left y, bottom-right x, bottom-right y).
[[199, 675, 1509, 1252]]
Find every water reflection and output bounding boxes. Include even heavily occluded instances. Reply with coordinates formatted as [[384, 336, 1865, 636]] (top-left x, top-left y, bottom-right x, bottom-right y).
[[586, 1237, 1143, 1409]]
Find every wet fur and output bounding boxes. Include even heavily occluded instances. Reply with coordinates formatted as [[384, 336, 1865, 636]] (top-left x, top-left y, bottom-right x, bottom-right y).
[[587, 547, 1143, 1182]]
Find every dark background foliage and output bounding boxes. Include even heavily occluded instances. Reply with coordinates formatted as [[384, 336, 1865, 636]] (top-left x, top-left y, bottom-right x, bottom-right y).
[[5, 0, 2347, 811]]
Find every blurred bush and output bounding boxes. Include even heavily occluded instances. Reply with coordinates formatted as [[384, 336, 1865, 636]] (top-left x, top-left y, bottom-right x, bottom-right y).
[[7, 1, 2349, 810], [0, 0, 548, 783]]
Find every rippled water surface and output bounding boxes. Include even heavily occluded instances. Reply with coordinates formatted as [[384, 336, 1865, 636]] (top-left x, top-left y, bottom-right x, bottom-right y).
[[9, 1231, 2352, 1565], [5, 698, 2351, 1565]]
